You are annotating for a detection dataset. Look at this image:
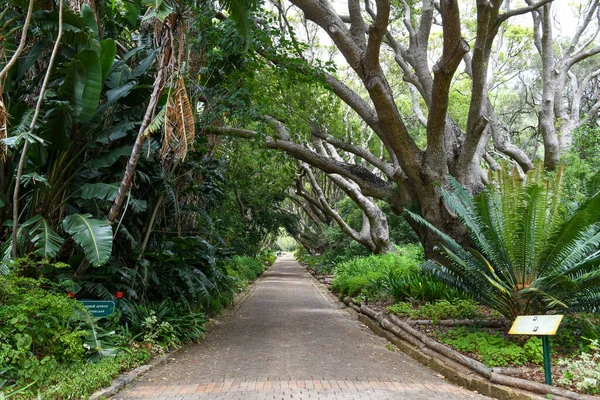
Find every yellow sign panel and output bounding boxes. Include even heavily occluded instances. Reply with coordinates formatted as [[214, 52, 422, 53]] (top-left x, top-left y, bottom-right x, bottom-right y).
[[509, 315, 563, 336]]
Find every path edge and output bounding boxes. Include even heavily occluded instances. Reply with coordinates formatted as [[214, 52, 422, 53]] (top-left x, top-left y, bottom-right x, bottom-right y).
[[305, 267, 588, 400], [88, 262, 274, 400]]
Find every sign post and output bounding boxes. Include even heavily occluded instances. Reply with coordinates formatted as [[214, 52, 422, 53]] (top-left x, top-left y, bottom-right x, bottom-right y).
[[509, 315, 563, 385]]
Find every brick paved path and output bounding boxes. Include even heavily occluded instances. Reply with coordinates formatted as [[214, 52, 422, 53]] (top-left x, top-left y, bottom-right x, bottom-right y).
[[113, 255, 489, 399]]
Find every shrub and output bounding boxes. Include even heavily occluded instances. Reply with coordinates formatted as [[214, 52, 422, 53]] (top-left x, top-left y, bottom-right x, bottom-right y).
[[124, 300, 207, 348], [225, 256, 265, 285], [0, 266, 153, 397], [257, 251, 276, 266], [296, 242, 372, 275], [331, 245, 423, 298], [553, 313, 600, 352], [387, 299, 481, 321], [0, 272, 90, 389], [439, 327, 543, 367], [382, 271, 467, 303], [557, 339, 600, 394], [13, 349, 150, 399]]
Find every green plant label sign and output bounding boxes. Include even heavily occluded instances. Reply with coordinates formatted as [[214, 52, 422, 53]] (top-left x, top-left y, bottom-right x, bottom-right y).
[[79, 300, 115, 317]]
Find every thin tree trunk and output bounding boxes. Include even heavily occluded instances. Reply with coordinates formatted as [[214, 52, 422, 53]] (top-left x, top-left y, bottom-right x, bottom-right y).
[[107, 67, 166, 223], [12, 0, 63, 257]]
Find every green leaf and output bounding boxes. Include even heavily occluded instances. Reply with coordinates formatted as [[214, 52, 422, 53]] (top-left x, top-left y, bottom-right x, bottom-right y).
[[99, 39, 117, 83], [20, 172, 50, 188], [106, 81, 136, 103], [59, 50, 103, 122], [81, 4, 99, 41], [131, 51, 157, 79], [26, 216, 65, 259], [106, 65, 131, 89], [94, 121, 136, 145], [85, 145, 133, 169], [62, 214, 113, 267], [142, 2, 173, 22], [80, 183, 147, 213], [123, 1, 141, 27], [81, 183, 120, 201]]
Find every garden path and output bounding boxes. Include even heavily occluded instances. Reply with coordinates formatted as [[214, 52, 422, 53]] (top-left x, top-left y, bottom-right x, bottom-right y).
[[112, 255, 489, 400]]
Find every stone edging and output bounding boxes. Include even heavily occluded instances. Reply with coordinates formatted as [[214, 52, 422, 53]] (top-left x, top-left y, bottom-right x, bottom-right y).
[[308, 269, 595, 400], [89, 350, 180, 400], [88, 263, 273, 399]]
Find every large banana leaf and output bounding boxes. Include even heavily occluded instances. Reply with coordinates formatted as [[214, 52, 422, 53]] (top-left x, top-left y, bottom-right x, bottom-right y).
[[80, 182, 147, 212], [59, 50, 103, 122], [26, 216, 65, 259], [62, 214, 113, 267], [99, 39, 117, 82], [84, 145, 133, 169], [81, 4, 100, 41]]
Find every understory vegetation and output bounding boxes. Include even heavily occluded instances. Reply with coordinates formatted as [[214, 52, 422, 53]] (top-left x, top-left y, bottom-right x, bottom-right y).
[[0, 254, 272, 398]]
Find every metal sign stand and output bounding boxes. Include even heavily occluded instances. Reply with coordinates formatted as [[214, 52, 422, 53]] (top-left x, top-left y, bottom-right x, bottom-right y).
[[541, 336, 552, 385], [509, 315, 563, 386]]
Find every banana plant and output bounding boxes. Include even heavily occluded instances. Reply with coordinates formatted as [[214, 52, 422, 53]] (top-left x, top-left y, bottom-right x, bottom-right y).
[[2, 213, 113, 268]]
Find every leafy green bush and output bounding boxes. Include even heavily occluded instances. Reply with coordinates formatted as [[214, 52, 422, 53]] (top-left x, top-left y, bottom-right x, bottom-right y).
[[553, 313, 600, 353], [387, 300, 481, 321], [296, 241, 372, 275], [557, 339, 600, 394], [331, 245, 423, 298], [257, 251, 277, 266], [0, 272, 89, 389], [141, 236, 234, 312], [10, 350, 150, 399], [0, 266, 152, 397], [382, 271, 468, 303], [124, 300, 207, 348], [439, 327, 543, 367], [225, 256, 265, 285]]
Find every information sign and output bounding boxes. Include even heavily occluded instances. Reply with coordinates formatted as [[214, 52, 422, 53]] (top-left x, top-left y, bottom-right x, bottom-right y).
[[509, 315, 563, 385], [79, 300, 115, 317], [508, 315, 563, 335]]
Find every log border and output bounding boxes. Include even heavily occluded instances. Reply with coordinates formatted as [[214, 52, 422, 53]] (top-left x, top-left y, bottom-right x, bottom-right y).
[[311, 271, 595, 400]]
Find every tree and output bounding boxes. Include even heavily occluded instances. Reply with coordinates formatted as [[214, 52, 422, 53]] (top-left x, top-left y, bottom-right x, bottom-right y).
[[206, 0, 600, 252]]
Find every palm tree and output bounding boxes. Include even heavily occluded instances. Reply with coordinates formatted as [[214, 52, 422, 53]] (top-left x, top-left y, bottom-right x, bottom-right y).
[[406, 163, 600, 320]]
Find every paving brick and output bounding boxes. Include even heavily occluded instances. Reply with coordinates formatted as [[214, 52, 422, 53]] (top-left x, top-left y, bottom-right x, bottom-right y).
[[112, 257, 489, 400]]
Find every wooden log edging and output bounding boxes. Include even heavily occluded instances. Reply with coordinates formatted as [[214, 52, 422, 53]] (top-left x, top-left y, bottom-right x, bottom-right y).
[[407, 319, 508, 328], [351, 302, 596, 400]]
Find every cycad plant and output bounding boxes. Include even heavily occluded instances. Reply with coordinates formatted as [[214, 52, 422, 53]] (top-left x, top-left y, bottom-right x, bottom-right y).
[[406, 163, 600, 320]]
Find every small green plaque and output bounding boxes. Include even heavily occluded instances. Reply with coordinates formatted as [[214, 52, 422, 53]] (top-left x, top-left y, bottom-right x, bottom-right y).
[[80, 300, 115, 317]]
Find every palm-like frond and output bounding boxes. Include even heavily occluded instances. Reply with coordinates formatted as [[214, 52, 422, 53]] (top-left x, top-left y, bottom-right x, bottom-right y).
[[412, 163, 600, 320]]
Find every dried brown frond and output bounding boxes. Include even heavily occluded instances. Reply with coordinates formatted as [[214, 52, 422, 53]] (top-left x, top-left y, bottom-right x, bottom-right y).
[[161, 76, 195, 160]]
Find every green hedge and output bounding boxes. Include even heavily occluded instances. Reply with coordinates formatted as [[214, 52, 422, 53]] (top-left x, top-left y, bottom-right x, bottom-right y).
[[331, 245, 423, 298], [224, 256, 267, 288]]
